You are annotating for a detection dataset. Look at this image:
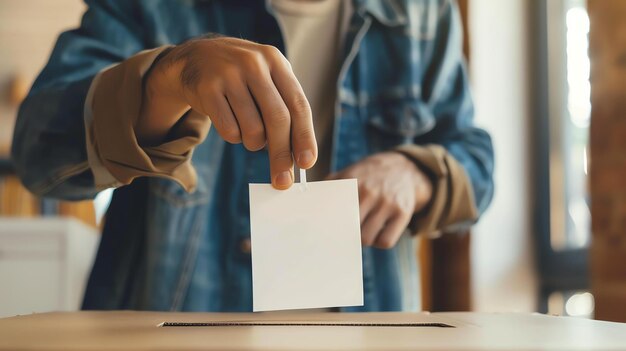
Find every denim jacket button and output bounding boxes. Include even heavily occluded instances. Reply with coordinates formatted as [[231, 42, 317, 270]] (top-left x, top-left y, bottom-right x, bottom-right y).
[[240, 239, 252, 254]]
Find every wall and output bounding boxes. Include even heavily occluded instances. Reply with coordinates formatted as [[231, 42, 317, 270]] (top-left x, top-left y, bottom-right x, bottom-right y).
[[0, 1, 97, 226], [469, 0, 538, 312], [0, 0, 85, 155], [588, 0, 626, 323]]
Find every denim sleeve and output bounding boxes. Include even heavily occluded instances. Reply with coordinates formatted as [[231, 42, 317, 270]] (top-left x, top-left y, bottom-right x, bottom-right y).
[[416, 0, 494, 214], [11, 0, 144, 200]]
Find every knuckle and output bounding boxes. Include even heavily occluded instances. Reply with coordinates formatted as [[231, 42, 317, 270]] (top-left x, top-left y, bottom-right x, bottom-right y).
[[266, 108, 290, 128], [221, 127, 241, 143], [222, 65, 242, 81], [376, 237, 395, 250], [381, 196, 395, 208], [390, 202, 405, 215], [272, 149, 293, 164], [260, 44, 283, 59], [260, 45, 291, 69], [389, 202, 403, 214], [290, 93, 311, 115], [197, 79, 222, 94], [358, 186, 372, 197], [361, 236, 374, 247], [398, 206, 412, 218], [214, 116, 240, 143], [246, 124, 266, 140], [244, 140, 266, 151], [358, 186, 371, 197], [242, 50, 265, 72], [243, 127, 266, 150], [295, 128, 315, 144]]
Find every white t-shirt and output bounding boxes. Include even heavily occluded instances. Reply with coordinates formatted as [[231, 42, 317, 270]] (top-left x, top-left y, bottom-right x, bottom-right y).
[[270, 0, 352, 181]]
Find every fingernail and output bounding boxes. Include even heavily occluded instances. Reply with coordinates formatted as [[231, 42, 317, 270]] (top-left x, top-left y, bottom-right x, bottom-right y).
[[297, 150, 314, 168], [275, 171, 292, 188]]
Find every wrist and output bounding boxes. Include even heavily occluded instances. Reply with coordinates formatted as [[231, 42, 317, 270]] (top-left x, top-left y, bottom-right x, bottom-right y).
[[137, 48, 190, 145], [392, 150, 434, 214], [145, 48, 185, 100], [412, 163, 433, 214]]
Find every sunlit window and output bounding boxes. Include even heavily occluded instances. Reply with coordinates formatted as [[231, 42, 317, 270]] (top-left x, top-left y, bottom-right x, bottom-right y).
[[551, 0, 591, 251], [533, 0, 591, 316]]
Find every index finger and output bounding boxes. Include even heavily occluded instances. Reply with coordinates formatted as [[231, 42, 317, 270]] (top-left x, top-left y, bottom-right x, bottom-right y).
[[265, 47, 318, 170], [247, 70, 294, 190]]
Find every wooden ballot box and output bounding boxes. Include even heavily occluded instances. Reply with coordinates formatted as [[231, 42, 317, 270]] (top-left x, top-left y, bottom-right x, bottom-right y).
[[1, 311, 626, 350]]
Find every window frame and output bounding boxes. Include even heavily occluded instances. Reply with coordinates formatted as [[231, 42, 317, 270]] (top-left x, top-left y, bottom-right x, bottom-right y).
[[531, 0, 590, 314]]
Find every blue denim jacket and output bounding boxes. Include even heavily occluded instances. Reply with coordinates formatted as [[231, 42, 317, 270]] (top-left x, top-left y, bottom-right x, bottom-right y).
[[12, 0, 494, 312]]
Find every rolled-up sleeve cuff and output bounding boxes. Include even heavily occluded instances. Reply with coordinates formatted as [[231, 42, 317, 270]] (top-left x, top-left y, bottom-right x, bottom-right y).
[[395, 144, 478, 237], [86, 46, 210, 193], [84, 65, 122, 191]]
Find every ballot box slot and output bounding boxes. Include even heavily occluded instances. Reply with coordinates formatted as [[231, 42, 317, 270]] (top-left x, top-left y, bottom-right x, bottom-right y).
[[158, 322, 454, 328]]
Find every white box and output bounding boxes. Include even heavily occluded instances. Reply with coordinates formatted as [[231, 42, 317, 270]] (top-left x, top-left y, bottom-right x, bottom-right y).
[[0, 217, 99, 317]]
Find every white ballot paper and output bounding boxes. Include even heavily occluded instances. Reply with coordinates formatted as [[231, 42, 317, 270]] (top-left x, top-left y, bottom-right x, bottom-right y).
[[249, 179, 364, 312]]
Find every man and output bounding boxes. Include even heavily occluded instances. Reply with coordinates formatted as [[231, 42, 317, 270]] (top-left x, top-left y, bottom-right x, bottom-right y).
[[12, 0, 493, 312]]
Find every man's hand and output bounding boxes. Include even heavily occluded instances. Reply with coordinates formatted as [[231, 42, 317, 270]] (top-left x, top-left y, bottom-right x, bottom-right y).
[[137, 37, 317, 190], [328, 152, 432, 249]]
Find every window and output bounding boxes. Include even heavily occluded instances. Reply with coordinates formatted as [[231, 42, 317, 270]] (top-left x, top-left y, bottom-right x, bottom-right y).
[[533, 0, 591, 317], [553, 0, 591, 252]]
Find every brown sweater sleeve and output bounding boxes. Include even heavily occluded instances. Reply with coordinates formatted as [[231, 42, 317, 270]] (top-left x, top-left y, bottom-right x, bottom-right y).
[[89, 47, 211, 192], [395, 144, 478, 237]]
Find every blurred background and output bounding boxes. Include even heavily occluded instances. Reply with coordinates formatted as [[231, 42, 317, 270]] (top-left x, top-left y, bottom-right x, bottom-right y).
[[0, 0, 624, 322]]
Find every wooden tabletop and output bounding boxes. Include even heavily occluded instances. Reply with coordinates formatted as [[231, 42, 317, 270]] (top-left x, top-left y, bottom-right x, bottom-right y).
[[1, 311, 625, 350]]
